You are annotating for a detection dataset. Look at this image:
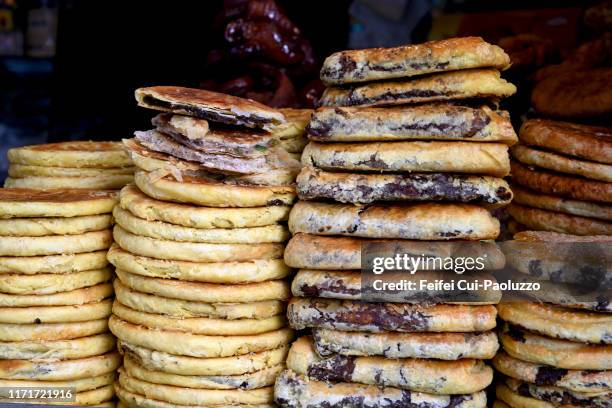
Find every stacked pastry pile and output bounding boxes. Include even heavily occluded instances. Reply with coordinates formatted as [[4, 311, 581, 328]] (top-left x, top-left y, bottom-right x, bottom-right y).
[[507, 119, 612, 236], [5, 141, 134, 189], [0, 189, 119, 407], [108, 86, 297, 408], [275, 37, 517, 408], [494, 231, 611, 408]]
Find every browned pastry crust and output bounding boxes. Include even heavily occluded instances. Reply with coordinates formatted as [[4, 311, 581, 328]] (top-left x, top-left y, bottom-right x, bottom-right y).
[[135, 86, 285, 128], [511, 160, 612, 203], [513, 230, 612, 242], [320, 36, 510, 85], [532, 68, 612, 119], [307, 104, 517, 144], [507, 203, 612, 236], [519, 119, 612, 164], [319, 69, 517, 108]]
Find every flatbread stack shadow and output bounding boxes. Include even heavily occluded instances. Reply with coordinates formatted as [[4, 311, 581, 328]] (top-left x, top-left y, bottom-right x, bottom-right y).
[[110, 86, 305, 408], [5, 141, 135, 190], [493, 231, 612, 408], [275, 37, 518, 408], [507, 118, 612, 236], [0, 189, 120, 407]]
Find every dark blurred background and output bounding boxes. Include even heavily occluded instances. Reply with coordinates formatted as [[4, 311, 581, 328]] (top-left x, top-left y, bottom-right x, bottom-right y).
[[1, 0, 610, 181]]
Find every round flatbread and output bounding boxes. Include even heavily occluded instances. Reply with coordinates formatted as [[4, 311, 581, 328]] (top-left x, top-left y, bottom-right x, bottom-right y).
[[114, 280, 284, 320], [112, 300, 286, 336], [0, 372, 116, 393], [119, 341, 289, 376], [113, 206, 289, 243], [0, 351, 120, 381], [0, 318, 108, 342], [511, 160, 612, 203], [135, 171, 295, 208], [291, 269, 501, 304], [507, 203, 612, 235], [0, 299, 112, 324], [0, 333, 115, 360], [289, 201, 500, 240], [307, 104, 517, 144], [312, 328, 498, 360], [519, 119, 612, 164], [496, 383, 553, 408], [288, 297, 497, 333], [512, 145, 612, 182], [302, 140, 510, 177], [288, 336, 492, 395], [532, 68, 612, 119], [275, 370, 487, 408], [0, 251, 109, 275], [0, 229, 112, 257], [123, 355, 282, 390], [0, 283, 112, 307], [319, 68, 516, 108], [493, 351, 612, 393], [5, 175, 133, 190], [119, 184, 290, 228], [117, 369, 274, 405], [0, 268, 111, 295], [107, 244, 289, 284], [113, 225, 284, 262], [297, 166, 512, 207], [320, 37, 510, 85], [46, 384, 114, 406], [512, 186, 612, 221], [7, 141, 132, 168], [115, 269, 290, 303], [499, 324, 612, 370], [135, 86, 285, 128], [8, 164, 134, 178], [504, 377, 610, 408], [0, 214, 112, 237], [498, 302, 612, 344], [109, 316, 294, 358], [0, 189, 117, 218]]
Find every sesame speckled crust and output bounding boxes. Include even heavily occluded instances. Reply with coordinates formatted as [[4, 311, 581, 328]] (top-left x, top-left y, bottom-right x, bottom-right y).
[[319, 69, 516, 107], [312, 329, 499, 360], [307, 104, 517, 144], [288, 201, 500, 241], [493, 351, 612, 393], [497, 302, 612, 344], [287, 337, 493, 395], [507, 203, 612, 236], [320, 37, 510, 85], [297, 166, 512, 207], [275, 370, 488, 408], [287, 297, 497, 333], [499, 324, 612, 370], [302, 140, 510, 177], [511, 161, 612, 203]]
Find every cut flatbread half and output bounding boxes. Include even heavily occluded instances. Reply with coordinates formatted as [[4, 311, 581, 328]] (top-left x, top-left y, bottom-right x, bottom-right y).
[[320, 36, 510, 85], [307, 104, 517, 144], [135, 86, 285, 128], [297, 166, 512, 206], [319, 69, 516, 107]]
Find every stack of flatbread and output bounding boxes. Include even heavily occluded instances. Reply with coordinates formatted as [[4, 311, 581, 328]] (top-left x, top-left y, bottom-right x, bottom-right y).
[[5, 141, 134, 189], [276, 37, 517, 408], [110, 86, 298, 408], [507, 119, 612, 235], [493, 231, 612, 408], [0, 189, 120, 407]]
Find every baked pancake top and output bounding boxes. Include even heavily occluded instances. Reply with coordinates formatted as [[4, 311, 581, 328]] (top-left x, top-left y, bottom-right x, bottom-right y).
[[320, 36, 510, 85]]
